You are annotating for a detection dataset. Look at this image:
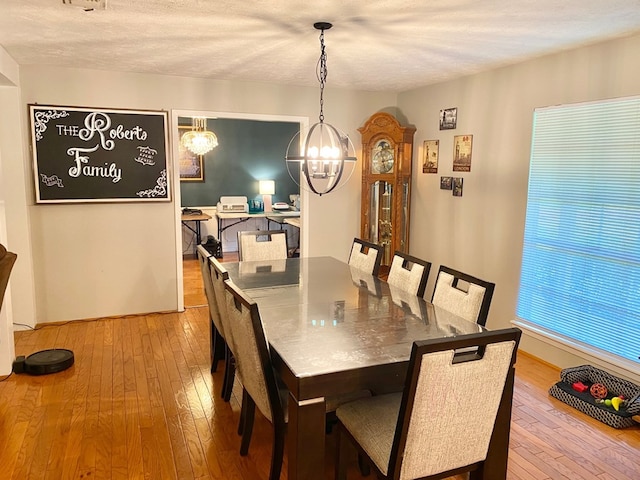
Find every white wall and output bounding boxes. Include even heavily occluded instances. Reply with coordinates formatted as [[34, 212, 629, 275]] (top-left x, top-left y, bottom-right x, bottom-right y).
[[398, 31, 640, 376], [16, 66, 395, 323], [0, 45, 36, 374]]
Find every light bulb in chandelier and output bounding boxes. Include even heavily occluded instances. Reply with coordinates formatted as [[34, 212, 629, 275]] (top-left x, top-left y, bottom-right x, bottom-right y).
[[285, 22, 356, 196]]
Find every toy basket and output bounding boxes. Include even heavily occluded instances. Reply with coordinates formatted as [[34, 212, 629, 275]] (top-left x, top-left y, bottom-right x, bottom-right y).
[[549, 365, 640, 429]]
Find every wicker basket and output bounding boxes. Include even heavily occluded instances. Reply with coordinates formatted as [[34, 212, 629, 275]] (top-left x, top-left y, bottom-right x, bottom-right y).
[[549, 365, 640, 429]]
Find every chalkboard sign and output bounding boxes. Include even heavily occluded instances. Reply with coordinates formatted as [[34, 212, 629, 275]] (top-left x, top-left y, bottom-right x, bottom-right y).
[[29, 105, 171, 203]]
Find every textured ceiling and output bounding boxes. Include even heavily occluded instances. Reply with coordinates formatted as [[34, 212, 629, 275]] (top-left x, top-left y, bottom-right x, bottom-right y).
[[1, 0, 640, 92]]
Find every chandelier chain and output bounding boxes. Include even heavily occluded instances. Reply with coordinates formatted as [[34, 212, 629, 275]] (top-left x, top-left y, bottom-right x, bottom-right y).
[[317, 28, 328, 123]]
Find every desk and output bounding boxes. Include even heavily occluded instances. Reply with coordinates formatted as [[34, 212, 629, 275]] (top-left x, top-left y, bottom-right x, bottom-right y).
[[225, 257, 514, 480], [181, 213, 212, 255], [215, 210, 300, 254]]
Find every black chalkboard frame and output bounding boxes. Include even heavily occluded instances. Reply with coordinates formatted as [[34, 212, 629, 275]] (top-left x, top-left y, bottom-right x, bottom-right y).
[[29, 104, 171, 204]]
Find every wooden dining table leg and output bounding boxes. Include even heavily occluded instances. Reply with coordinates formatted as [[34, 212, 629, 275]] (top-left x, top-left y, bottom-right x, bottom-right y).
[[287, 394, 326, 480]]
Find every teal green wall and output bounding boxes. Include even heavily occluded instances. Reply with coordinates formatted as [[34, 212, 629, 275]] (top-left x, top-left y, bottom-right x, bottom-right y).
[[180, 118, 300, 207]]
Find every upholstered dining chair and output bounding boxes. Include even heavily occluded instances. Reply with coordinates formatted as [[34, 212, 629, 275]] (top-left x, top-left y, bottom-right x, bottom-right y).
[[223, 279, 287, 480], [237, 230, 288, 262], [386, 252, 432, 298], [222, 278, 372, 477], [208, 256, 238, 403], [348, 238, 383, 276], [335, 328, 522, 480], [211, 257, 257, 456], [0, 244, 17, 313], [197, 245, 226, 373], [431, 265, 495, 327]]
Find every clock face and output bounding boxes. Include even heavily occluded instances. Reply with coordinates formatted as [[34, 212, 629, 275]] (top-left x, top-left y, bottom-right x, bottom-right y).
[[372, 139, 394, 174]]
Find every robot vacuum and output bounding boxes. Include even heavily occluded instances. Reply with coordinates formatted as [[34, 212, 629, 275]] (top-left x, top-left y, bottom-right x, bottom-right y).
[[12, 349, 75, 375]]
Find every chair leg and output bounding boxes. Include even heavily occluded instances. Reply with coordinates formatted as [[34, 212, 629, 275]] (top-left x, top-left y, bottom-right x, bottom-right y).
[[240, 394, 256, 456], [211, 324, 226, 373], [269, 418, 286, 480], [335, 424, 349, 480], [238, 388, 248, 436], [221, 347, 235, 402], [209, 318, 218, 373]]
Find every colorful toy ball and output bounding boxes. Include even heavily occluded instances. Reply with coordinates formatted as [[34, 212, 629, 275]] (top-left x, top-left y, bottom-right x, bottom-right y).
[[590, 383, 608, 399]]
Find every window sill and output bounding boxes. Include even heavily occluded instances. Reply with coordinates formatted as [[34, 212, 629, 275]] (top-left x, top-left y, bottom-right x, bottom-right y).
[[512, 319, 640, 385]]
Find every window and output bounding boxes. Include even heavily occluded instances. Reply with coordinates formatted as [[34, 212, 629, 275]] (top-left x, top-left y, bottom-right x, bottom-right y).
[[516, 96, 640, 375]]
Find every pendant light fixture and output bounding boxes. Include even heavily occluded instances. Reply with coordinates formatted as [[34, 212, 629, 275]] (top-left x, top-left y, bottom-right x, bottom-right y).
[[181, 117, 218, 155], [285, 22, 357, 196]]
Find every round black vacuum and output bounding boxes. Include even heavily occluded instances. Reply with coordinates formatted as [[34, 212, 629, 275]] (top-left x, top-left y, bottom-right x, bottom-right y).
[[21, 349, 74, 375]]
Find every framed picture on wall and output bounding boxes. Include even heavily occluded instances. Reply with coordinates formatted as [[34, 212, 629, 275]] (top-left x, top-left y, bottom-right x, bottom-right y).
[[422, 139, 439, 173], [440, 176, 452, 190], [178, 126, 204, 182], [453, 134, 473, 172], [439, 107, 457, 130]]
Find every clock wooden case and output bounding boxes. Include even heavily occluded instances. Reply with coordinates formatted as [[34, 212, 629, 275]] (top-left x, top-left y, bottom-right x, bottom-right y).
[[358, 112, 416, 272]]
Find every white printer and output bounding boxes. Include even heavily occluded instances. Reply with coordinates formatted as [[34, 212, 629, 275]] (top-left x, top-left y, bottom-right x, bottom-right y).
[[217, 196, 248, 213]]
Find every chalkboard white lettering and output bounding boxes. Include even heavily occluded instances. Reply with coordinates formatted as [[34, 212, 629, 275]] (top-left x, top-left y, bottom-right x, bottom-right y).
[[135, 146, 157, 166], [40, 174, 64, 188], [56, 124, 81, 136], [110, 124, 148, 141], [68, 145, 99, 177], [79, 112, 115, 151]]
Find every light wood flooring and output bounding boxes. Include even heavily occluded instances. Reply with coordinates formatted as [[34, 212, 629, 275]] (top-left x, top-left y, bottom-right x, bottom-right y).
[[0, 258, 638, 479]]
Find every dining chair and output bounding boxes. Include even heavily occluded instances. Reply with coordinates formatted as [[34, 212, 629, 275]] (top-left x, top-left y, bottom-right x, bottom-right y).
[[211, 257, 259, 453], [197, 245, 225, 373], [386, 251, 431, 297], [223, 278, 372, 476], [348, 238, 383, 276], [431, 265, 495, 327], [335, 328, 522, 480], [209, 256, 238, 403], [0, 243, 17, 312], [223, 278, 287, 480], [237, 230, 288, 262]]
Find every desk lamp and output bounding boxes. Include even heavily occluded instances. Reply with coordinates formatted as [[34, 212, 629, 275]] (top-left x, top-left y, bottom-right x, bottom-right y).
[[259, 180, 275, 212]]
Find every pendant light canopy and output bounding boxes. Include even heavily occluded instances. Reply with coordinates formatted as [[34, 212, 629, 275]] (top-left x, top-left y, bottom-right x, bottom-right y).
[[285, 22, 357, 196]]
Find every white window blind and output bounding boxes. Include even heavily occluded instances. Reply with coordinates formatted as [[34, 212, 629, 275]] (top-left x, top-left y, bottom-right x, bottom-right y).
[[516, 96, 640, 370]]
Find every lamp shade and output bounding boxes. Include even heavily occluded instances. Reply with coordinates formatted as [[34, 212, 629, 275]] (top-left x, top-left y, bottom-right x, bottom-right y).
[[259, 180, 275, 195]]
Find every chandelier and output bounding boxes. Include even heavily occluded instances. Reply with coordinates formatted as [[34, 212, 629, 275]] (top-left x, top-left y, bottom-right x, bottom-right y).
[[181, 117, 218, 155], [285, 22, 357, 196]]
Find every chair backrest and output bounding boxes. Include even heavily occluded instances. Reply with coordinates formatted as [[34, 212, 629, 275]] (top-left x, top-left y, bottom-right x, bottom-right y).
[[431, 265, 495, 326], [0, 244, 17, 311], [209, 256, 234, 352], [237, 230, 288, 262], [386, 252, 431, 297], [223, 278, 285, 427], [348, 238, 383, 276], [197, 245, 225, 335], [388, 328, 521, 480]]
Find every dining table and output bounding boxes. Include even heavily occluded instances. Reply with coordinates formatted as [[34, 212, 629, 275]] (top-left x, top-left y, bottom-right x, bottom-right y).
[[223, 256, 515, 480]]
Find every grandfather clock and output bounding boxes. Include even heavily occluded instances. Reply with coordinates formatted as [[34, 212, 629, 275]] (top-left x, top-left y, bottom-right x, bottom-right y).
[[358, 112, 416, 273]]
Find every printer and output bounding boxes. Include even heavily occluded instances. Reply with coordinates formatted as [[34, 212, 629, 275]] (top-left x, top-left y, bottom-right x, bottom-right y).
[[217, 196, 248, 213]]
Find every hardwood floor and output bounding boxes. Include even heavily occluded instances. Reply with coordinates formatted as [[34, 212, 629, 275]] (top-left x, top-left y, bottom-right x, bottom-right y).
[[0, 258, 638, 479]]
